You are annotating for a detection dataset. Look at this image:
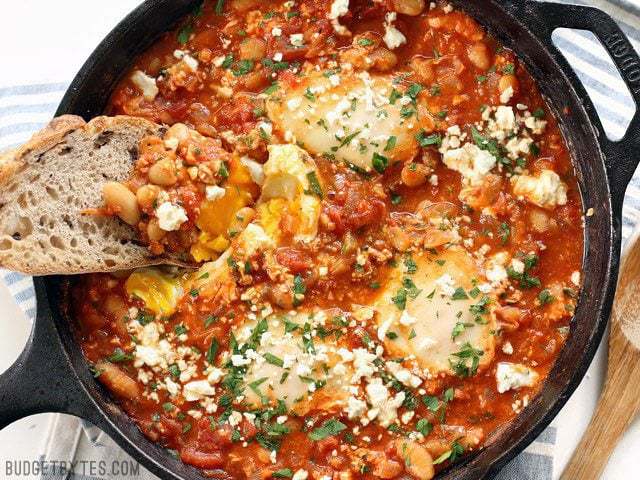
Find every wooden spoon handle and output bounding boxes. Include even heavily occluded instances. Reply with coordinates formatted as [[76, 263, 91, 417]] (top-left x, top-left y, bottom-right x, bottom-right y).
[[560, 324, 640, 480]]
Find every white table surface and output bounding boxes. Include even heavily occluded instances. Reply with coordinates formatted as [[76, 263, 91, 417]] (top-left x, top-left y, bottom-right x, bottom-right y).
[[0, 1, 639, 479]]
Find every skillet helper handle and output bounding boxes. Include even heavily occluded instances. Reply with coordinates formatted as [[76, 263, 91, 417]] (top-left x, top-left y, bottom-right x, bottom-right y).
[[524, 1, 640, 210], [0, 282, 94, 430]]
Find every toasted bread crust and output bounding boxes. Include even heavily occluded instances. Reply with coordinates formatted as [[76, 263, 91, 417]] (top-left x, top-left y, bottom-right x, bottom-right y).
[[0, 115, 182, 275]]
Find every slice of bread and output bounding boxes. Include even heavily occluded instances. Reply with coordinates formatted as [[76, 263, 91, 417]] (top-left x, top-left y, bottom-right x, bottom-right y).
[[0, 115, 189, 275]]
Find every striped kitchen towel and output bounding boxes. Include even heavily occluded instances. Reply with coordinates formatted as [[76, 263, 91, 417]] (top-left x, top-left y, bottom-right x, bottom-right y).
[[0, 1, 638, 479]]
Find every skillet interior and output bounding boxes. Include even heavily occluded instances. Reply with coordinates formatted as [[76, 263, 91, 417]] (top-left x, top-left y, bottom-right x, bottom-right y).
[[46, 0, 618, 478]]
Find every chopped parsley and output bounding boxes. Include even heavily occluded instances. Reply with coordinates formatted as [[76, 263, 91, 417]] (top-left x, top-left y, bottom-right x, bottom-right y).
[[304, 88, 316, 101], [177, 24, 193, 45], [108, 348, 133, 363], [450, 343, 484, 377], [168, 363, 181, 378], [292, 275, 306, 306], [451, 321, 472, 340], [204, 315, 218, 328], [415, 418, 433, 436], [533, 107, 546, 119], [502, 63, 516, 75], [507, 253, 541, 289], [309, 418, 347, 440], [221, 54, 234, 68], [384, 135, 397, 152], [499, 222, 511, 245], [416, 130, 442, 147], [389, 88, 403, 104], [206, 338, 219, 364], [433, 440, 465, 465], [404, 256, 418, 274], [372, 152, 389, 173], [538, 289, 555, 305], [305, 171, 323, 198], [273, 469, 293, 478], [451, 287, 468, 300], [264, 352, 284, 367], [232, 59, 254, 76]]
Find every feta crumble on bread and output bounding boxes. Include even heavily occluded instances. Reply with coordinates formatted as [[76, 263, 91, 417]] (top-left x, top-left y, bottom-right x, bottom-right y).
[[156, 202, 188, 231]]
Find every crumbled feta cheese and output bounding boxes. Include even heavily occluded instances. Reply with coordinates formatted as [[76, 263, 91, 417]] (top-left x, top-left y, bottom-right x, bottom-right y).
[[524, 115, 547, 134], [231, 354, 251, 367], [486, 264, 507, 284], [228, 410, 243, 426], [292, 469, 309, 480], [500, 86, 514, 104], [290, 33, 304, 46], [496, 362, 539, 393], [502, 342, 514, 355], [401, 410, 415, 424], [511, 169, 568, 209], [351, 348, 377, 382], [494, 106, 516, 131], [419, 337, 438, 350], [328, 0, 350, 34], [183, 380, 216, 401], [346, 396, 367, 419], [240, 156, 265, 185], [383, 12, 406, 50], [328, 74, 341, 87], [399, 309, 417, 326], [130, 70, 158, 101], [377, 317, 394, 342], [205, 185, 226, 201], [182, 54, 199, 71], [571, 271, 580, 286], [207, 368, 225, 383], [504, 136, 533, 160], [510, 258, 525, 274], [156, 202, 188, 231], [273, 52, 284, 62], [366, 379, 405, 427], [386, 361, 422, 388], [441, 143, 496, 186], [272, 27, 282, 37], [165, 377, 180, 396], [435, 274, 456, 297], [287, 97, 303, 111]]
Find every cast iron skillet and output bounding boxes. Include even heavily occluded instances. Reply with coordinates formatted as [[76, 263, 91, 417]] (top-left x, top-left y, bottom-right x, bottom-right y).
[[1, 0, 640, 478]]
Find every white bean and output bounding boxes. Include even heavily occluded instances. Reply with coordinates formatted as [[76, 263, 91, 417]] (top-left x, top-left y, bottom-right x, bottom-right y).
[[103, 182, 141, 226]]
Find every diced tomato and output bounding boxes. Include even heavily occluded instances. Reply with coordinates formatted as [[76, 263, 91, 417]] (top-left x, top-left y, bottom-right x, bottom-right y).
[[180, 445, 224, 469], [276, 247, 311, 273]]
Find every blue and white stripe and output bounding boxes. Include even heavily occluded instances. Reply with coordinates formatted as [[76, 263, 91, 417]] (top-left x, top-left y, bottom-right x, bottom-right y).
[[1, 1, 639, 479]]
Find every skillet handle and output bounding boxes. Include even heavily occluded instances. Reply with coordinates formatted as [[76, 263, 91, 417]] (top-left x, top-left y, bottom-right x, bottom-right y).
[[0, 280, 96, 430], [523, 1, 640, 210]]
